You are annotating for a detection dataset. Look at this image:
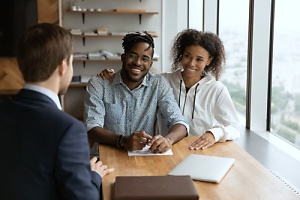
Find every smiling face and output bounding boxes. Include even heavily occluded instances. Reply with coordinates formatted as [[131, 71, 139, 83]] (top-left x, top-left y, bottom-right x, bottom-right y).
[[181, 45, 213, 83], [121, 42, 153, 90]]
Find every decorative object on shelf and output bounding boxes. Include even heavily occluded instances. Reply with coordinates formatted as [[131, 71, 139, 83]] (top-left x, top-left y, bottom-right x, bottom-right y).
[[70, 1, 78, 11], [97, 27, 108, 35]]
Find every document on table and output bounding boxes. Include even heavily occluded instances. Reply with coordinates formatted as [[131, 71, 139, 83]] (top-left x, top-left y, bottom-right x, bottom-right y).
[[128, 145, 173, 156]]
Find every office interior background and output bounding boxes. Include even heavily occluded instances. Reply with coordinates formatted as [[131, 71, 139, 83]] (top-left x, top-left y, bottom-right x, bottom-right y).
[[62, 0, 300, 193], [0, 0, 299, 195]]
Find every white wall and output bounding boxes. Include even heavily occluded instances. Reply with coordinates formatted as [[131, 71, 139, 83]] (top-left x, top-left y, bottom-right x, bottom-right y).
[[161, 0, 188, 72], [61, 0, 188, 118]]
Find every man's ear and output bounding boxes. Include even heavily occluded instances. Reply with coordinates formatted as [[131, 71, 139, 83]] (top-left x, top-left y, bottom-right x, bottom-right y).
[[58, 59, 67, 76], [121, 53, 126, 63], [149, 60, 153, 68]]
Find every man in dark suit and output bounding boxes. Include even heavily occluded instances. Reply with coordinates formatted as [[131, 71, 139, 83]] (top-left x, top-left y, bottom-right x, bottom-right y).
[[0, 23, 114, 200]]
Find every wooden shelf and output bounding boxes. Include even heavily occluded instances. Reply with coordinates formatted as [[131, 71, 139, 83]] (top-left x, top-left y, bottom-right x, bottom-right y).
[[68, 10, 158, 15], [74, 35, 125, 38], [73, 34, 158, 38], [73, 58, 158, 67], [67, 9, 158, 24], [73, 34, 157, 45], [74, 58, 120, 62]]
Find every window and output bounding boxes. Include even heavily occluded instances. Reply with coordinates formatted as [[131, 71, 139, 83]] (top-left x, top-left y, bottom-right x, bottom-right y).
[[186, 0, 300, 158], [271, 0, 300, 148], [218, 0, 249, 117]]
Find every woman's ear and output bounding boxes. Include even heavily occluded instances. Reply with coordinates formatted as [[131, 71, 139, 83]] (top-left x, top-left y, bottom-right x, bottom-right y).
[[207, 56, 214, 66]]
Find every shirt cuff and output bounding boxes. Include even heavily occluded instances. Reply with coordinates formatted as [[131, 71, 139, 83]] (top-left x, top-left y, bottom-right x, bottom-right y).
[[208, 127, 224, 142], [174, 121, 190, 133], [86, 123, 101, 132], [90, 170, 102, 189]]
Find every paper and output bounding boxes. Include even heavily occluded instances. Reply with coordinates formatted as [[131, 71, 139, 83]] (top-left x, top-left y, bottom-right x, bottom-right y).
[[128, 145, 173, 156]]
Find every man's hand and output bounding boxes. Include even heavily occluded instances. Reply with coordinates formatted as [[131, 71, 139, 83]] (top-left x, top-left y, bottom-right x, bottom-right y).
[[98, 68, 115, 81], [148, 135, 172, 153], [189, 132, 215, 150], [90, 157, 114, 177], [121, 131, 152, 151]]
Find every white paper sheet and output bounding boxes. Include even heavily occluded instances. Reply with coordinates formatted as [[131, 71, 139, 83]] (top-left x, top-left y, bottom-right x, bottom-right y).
[[127, 145, 173, 156]]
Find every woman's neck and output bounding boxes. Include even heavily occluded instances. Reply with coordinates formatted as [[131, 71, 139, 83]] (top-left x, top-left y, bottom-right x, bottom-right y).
[[181, 73, 202, 88]]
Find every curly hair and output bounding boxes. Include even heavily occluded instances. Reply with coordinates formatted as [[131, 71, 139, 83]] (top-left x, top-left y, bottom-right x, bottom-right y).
[[122, 31, 155, 57], [170, 29, 225, 80]]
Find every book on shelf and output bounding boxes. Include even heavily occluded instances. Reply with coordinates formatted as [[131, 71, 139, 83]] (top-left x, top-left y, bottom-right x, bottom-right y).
[[73, 52, 88, 60], [88, 51, 106, 60], [70, 29, 82, 35], [71, 75, 81, 83], [83, 31, 98, 36], [71, 75, 92, 83]]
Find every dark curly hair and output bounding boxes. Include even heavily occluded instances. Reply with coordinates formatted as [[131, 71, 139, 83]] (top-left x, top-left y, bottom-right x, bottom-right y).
[[171, 29, 225, 80], [122, 31, 155, 57]]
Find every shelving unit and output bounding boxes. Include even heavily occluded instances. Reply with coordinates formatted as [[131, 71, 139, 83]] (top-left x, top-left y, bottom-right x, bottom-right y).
[[67, 10, 158, 24], [73, 33, 157, 45], [61, 0, 161, 119]]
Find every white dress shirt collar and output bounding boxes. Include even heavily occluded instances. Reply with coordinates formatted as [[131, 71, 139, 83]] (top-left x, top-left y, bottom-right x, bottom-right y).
[[23, 84, 62, 110]]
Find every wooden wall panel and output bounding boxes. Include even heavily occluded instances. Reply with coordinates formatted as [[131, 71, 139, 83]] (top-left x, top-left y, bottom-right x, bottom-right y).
[[0, 58, 24, 91], [38, 0, 59, 24], [0, 0, 59, 94]]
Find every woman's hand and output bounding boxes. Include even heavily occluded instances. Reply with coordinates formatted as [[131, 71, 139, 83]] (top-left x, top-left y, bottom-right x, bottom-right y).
[[98, 68, 115, 81], [189, 131, 215, 150]]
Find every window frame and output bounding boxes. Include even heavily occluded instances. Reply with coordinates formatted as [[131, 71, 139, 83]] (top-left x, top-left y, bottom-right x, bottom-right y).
[[189, 0, 300, 160]]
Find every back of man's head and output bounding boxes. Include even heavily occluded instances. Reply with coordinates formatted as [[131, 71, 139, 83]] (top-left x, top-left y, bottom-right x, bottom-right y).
[[122, 31, 154, 57], [16, 23, 73, 83]]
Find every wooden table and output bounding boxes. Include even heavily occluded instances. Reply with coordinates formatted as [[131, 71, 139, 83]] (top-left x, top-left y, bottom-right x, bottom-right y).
[[99, 136, 299, 200]]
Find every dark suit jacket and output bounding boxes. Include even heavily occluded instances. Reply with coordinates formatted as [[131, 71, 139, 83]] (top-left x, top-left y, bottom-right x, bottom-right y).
[[0, 89, 101, 200]]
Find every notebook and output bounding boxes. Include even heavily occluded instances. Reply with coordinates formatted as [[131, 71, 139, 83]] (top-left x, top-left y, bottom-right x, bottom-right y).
[[114, 175, 199, 200], [168, 154, 235, 183]]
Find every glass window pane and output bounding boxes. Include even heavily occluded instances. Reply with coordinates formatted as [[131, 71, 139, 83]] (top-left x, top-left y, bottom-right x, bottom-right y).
[[272, 0, 300, 148], [219, 0, 249, 118]]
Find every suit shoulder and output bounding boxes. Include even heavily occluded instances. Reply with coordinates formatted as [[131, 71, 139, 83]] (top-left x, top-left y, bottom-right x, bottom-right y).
[[47, 107, 85, 130]]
